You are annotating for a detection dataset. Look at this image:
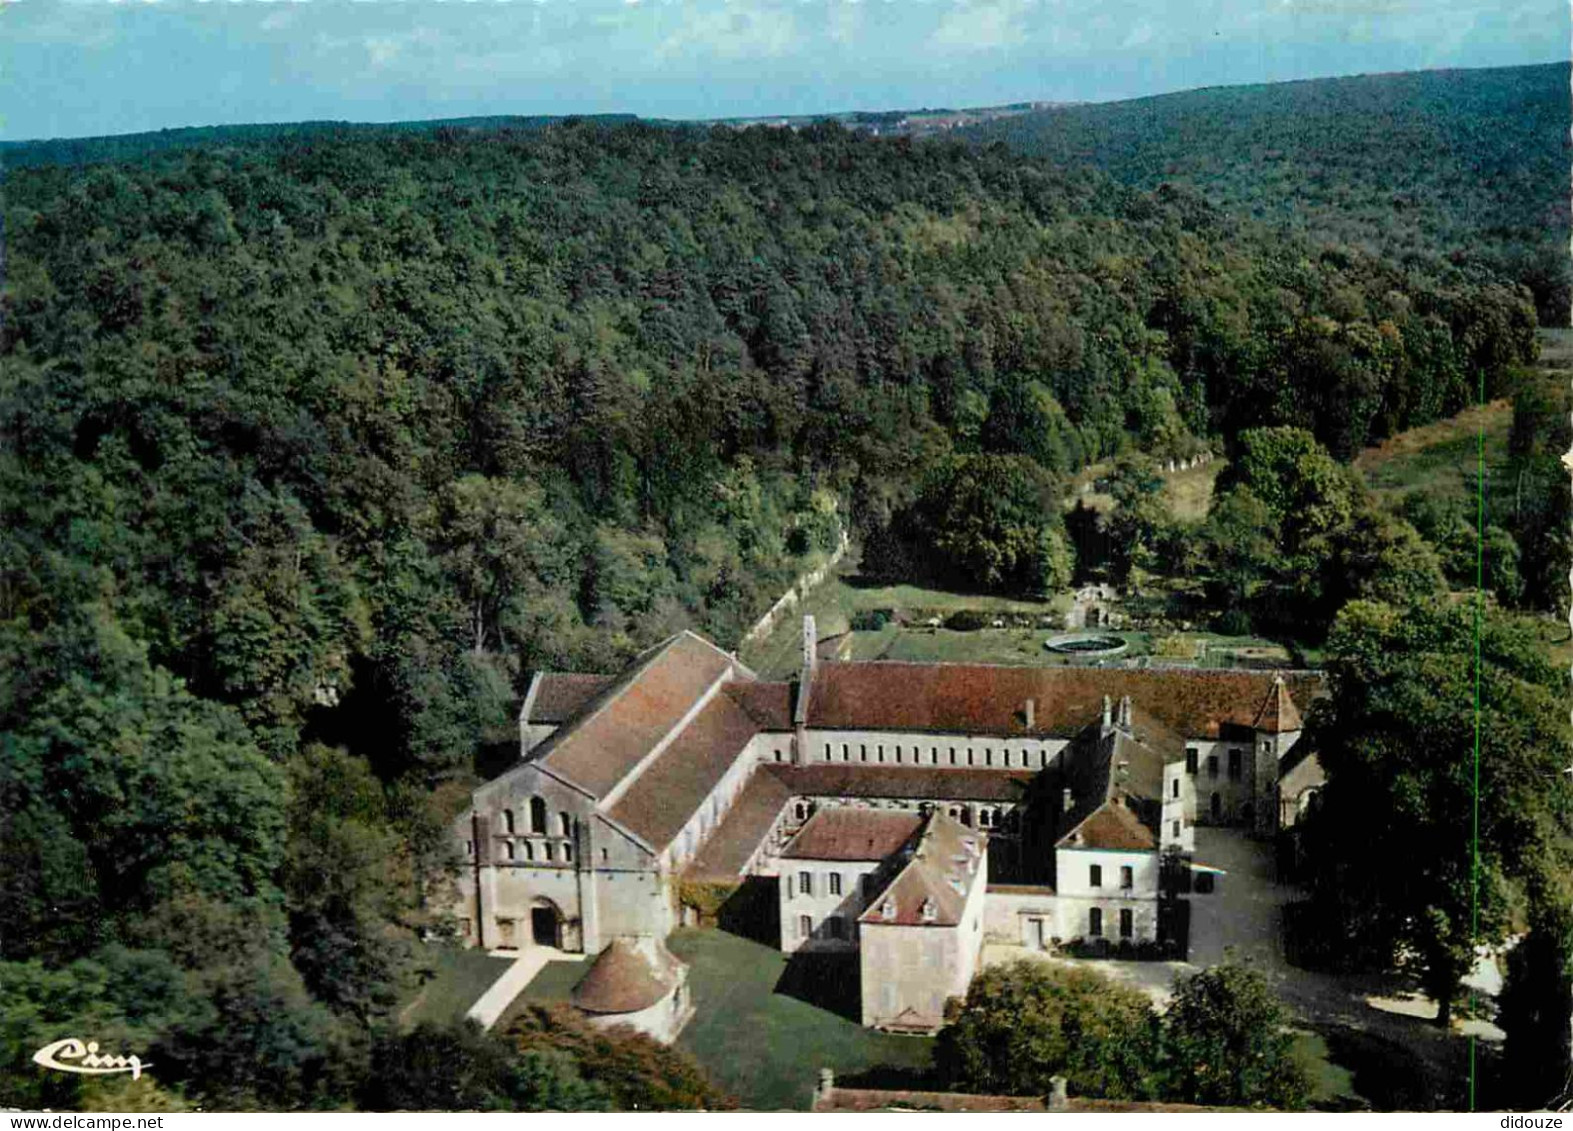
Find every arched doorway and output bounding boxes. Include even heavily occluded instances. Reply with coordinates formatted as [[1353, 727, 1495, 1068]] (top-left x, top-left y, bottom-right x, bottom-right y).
[[530, 900, 561, 947]]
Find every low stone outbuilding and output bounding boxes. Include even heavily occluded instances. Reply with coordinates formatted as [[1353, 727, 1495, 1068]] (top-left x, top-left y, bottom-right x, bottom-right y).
[[570, 936, 694, 1044]]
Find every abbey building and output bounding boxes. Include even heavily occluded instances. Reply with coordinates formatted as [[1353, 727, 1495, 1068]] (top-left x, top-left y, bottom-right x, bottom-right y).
[[453, 619, 1323, 1033]]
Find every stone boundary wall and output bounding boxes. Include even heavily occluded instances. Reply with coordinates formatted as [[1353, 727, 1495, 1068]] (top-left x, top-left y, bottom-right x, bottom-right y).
[[739, 525, 850, 651]]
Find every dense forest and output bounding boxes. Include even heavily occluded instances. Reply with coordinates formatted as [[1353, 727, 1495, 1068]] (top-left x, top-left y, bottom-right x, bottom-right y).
[[958, 63, 1572, 324], [0, 118, 1543, 1109]]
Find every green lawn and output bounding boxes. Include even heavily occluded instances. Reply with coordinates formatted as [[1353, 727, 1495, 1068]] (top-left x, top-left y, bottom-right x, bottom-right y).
[[668, 928, 935, 1111], [1290, 1030, 1363, 1110], [399, 945, 515, 1028]]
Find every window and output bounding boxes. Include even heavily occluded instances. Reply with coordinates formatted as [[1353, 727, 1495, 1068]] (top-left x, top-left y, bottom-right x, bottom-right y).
[[794, 802, 808, 821], [1171, 820, 1180, 838], [829, 872, 843, 896], [966, 747, 974, 766], [859, 744, 867, 762], [1228, 749, 1242, 781], [842, 744, 849, 761], [1172, 779, 1180, 799], [543, 842, 555, 862], [1207, 755, 1220, 780], [1089, 864, 1103, 888], [894, 745, 902, 764], [798, 871, 813, 898], [1119, 909, 1133, 939], [563, 842, 573, 862], [601, 847, 609, 863], [1040, 750, 1050, 768], [1089, 908, 1103, 937], [1120, 865, 1133, 890], [1003, 748, 1011, 767], [949, 747, 957, 765], [464, 840, 474, 856], [502, 810, 516, 835], [823, 743, 831, 759], [877, 745, 884, 763], [1185, 747, 1199, 774], [523, 841, 534, 861], [799, 915, 813, 940], [984, 748, 993, 767], [559, 812, 573, 837], [827, 916, 844, 940], [502, 840, 515, 860], [530, 797, 548, 834]]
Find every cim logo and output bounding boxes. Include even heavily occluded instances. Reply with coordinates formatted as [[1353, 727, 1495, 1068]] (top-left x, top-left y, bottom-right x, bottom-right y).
[[32, 1039, 150, 1080]]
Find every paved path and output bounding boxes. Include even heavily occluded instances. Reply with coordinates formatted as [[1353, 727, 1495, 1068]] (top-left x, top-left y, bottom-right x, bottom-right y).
[[466, 946, 584, 1031]]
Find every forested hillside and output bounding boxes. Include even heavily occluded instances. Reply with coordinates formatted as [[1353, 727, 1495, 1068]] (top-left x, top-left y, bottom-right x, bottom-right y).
[[0, 119, 1539, 1108], [958, 63, 1571, 324]]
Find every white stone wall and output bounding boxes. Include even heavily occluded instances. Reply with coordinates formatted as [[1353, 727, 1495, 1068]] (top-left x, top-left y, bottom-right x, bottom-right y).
[[859, 860, 987, 1029], [805, 728, 1069, 772], [1160, 761, 1196, 853], [983, 888, 1059, 947], [778, 860, 883, 954], [1184, 739, 1255, 826], [1054, 848, 1160, 944], [581, 977, 693, 1044]]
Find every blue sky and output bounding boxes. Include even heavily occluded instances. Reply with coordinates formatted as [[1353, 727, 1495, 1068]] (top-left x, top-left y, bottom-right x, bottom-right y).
[[3, 0, 1565, 141]]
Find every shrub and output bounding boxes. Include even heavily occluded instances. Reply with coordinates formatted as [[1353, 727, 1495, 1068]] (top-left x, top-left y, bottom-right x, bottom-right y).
[[944, 610, 987, 631], [850, 609, 891, 631]]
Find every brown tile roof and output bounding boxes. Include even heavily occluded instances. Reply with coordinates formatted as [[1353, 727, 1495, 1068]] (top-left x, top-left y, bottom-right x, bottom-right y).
[[525, 672, 617, 725], [571, 937, 680, 1014], [781, 809, 923, 862], [536, 632, 736, 799], [724, 681, 794, 730], [806, 662, 1323, 740], [1252, 676, 1305, 733], [858, 811, 985, 927], [766, 763, 1036, 802], [1057, 797, 1157, 851], [682, 769, 794, 883], [607, 688, 763, 852]]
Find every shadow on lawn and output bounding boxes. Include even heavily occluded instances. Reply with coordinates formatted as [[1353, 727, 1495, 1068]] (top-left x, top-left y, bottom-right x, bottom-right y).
[[1319, 1024, 1469, 1111], [774, 952, 862, 1022]]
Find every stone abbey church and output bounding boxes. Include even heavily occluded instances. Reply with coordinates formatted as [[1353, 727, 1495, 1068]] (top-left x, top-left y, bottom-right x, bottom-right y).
[[453, 620, 1324, 1034]]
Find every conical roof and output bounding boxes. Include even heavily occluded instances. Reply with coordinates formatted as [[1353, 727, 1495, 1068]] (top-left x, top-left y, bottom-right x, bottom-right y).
[[571, 937, 679, 1015], [1251, 676, 1304, 734]]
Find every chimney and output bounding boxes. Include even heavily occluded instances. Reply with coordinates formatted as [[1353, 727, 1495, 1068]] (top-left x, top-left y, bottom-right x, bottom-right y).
[[1062, 787, 1074, 813], [802, 614, 818, 677], [1025, 698, 1036, 730], [1048, 1076, 1069, 1111], [1101, 695, 1112, 729], [1118, 695, 1132, 729]]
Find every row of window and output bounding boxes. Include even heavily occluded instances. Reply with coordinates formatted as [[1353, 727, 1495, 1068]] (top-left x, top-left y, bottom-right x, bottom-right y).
[[501, 799, 573, 838], [1087, 907, 1135, 939], [1183, 748, 1244, 782], [788, 801, 1009, 830], [1087, 864, 1135, 890], [497, 838, 573, 863], [819, 742, 1053, 769], [793, 870, 864, 899]]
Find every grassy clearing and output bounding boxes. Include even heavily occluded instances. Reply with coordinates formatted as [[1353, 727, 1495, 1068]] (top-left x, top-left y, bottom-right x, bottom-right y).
[[399, 945, 515, 1028], [1353, 399, 1515, 506], [1070, 458, 1225, 521], [738, 553, 1068, 679], [669, 928, 935, 1111]]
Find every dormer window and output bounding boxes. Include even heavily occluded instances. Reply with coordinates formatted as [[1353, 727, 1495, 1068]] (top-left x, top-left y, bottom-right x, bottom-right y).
[[881, 899, 897, 921], [920, 898, 937, 922]]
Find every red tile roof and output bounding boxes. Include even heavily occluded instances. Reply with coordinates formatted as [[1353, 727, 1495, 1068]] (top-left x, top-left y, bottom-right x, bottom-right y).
[[537, 632, 736, 799], [1057, 797, 1157, 851], [571, 937, 681, 1015], [724, 681, 794, 729], [607, 688, 764, 852], [767, 763, 1035, 802], [806, 662, 1321, 740], [682, 770, 794, 883], [1252, 676, 1305, 733], [859, 811, 985, 927], [781, 809, 924, 862], [525, 672, 617, 725]]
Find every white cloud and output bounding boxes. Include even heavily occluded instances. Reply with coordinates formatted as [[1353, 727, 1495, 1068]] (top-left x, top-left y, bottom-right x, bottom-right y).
[[928, 0, 1029, 52]]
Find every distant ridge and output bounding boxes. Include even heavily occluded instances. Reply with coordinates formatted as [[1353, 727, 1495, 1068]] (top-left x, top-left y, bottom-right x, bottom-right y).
[[952, 61, 1572, 322], [0, 114, 641, 170]]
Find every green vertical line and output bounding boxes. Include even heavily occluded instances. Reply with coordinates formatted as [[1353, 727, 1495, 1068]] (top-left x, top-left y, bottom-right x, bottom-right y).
[[1470, 368, 1484, 1112]]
